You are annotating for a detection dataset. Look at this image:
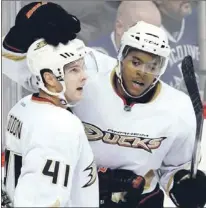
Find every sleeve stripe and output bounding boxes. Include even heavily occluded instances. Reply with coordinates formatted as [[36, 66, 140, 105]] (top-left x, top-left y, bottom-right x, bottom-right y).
[[2, 52, 26, 61]]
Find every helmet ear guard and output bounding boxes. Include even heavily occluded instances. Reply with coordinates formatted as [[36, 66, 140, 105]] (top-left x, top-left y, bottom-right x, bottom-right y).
[[116, 21, 171, 99], [27, 38, 88, 105]]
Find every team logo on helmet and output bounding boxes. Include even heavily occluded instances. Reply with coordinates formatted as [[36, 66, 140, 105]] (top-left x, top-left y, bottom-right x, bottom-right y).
[[34, 40, 47, 51]]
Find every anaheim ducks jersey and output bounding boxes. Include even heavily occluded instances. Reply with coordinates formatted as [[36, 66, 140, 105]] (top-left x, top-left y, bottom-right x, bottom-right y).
[[73, 70, 196, 195], [4, 94, 99, 207]]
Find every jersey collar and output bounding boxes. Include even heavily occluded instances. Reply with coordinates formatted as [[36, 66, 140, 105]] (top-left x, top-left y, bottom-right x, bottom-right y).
[[110, 68, 162, 107], [31, 93, 56, 106]]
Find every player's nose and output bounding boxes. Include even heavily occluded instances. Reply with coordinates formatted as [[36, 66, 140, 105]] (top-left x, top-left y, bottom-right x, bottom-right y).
[[81, 70, 88, 82]]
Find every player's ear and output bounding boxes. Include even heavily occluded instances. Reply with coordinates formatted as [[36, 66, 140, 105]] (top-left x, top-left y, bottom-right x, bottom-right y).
[[42, 71, 57, 87]]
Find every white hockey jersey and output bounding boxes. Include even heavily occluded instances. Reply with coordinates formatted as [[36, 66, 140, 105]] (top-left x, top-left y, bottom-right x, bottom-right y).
[[73, 69, 196, 195], [4, 94, 99, 207]]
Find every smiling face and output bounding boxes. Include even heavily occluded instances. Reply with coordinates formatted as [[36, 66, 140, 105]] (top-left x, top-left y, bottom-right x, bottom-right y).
[[63, 58, 87, 103], [120, 49, 162, 97]]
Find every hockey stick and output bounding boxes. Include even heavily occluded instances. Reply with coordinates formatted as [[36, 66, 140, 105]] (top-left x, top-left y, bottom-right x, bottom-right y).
[[181, 55, 204, 179]]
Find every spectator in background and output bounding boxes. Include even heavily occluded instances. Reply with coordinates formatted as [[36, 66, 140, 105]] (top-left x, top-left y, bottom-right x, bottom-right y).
[[88, 1, 161, 57], [153, 0, 199, 90]]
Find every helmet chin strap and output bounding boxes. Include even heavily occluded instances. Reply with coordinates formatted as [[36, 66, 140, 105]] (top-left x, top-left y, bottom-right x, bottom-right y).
[[59, 94, 79, 108], [40, 81, 78, 108], [118, 77, 160, 99], [63, 99, 79, 108]]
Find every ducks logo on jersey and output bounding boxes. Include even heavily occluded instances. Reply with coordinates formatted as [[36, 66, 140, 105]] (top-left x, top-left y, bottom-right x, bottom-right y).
[[84, 122, 166, 153]]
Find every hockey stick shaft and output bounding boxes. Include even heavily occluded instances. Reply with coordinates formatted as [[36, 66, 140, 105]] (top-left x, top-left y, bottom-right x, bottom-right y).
[[181, 55, 204, 178], [190, 113, 204, 178]]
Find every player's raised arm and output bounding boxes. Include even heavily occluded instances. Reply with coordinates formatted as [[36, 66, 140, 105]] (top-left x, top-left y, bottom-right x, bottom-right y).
[[2, 41, 37, 92], [2, 2, 80, 92]]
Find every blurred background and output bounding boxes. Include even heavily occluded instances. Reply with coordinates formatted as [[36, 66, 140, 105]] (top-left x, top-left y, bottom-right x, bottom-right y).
[[1, 1, 206, 207]]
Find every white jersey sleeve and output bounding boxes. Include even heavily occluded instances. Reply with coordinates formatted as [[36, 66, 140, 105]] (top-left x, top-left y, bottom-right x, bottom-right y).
[[13, 117, 82, 207], [2, 37, 38, 92], [158, 95, 196, 194]]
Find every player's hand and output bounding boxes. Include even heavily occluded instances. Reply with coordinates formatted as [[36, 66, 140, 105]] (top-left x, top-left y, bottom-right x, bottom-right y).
[[98, 167, 145, 208], [98, 167, 145, 193], [3, 2, 80, 53], [169, 169, 206, 208]]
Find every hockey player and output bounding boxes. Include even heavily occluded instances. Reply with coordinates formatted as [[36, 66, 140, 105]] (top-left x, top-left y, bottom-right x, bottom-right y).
[[2, 3, 100, 207], [73, 21, 206, 208], [3, 34, 99, 207]]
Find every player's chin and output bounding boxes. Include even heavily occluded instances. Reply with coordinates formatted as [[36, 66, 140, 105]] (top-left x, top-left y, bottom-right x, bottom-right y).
[[127, 84, 145, 97], [126, 88, 143, 97], [73, 89, 84, 102]]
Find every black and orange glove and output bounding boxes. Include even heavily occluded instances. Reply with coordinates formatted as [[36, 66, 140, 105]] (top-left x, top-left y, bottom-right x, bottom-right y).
[[3, 2, 81, 53]]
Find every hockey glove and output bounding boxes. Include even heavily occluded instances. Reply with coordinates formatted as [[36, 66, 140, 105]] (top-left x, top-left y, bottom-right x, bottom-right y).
[[3, 2, 80, 53], [169, 169, 206, 208], [98, 167, 145, 208]]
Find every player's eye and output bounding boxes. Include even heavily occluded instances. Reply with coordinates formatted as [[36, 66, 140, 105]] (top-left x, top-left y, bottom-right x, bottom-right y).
[[147, 62, 158, 71], [132, 60, 141, 67], [70, 68, 80, 73], [72, 68, 78, 72]]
